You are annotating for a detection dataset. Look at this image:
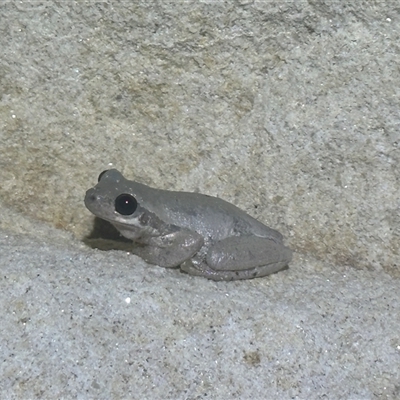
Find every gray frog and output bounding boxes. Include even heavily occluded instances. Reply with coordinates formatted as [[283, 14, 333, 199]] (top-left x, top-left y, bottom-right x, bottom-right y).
[[84, 169, 292, 281]]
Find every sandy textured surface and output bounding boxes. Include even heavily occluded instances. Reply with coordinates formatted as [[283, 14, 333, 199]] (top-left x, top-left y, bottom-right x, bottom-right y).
[[1, 2, 399, 399]]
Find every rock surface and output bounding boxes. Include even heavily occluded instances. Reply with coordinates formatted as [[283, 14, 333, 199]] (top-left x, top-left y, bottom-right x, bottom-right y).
[[1, 2, 399, 398]]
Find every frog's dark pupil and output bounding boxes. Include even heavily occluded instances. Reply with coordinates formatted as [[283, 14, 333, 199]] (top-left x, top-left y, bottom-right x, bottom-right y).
[[115, 194, 137, 215], [98, 170, 109, 182]]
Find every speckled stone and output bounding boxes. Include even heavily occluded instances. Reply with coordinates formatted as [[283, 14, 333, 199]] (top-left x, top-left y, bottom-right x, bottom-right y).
[[0, 2, 399, 398]]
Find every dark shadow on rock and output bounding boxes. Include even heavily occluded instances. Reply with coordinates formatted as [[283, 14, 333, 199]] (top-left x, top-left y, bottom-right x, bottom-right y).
[[83, 217, 133, 251]]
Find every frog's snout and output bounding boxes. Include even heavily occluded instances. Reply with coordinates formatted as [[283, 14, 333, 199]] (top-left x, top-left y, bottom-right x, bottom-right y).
[[84, 188, 98, 209]]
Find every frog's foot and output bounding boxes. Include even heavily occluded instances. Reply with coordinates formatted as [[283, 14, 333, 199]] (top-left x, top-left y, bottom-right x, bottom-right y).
[[180, 259, 289, 281]]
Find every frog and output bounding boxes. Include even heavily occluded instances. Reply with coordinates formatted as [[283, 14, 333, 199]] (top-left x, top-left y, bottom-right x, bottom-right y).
[[84, 169, 293, 281]]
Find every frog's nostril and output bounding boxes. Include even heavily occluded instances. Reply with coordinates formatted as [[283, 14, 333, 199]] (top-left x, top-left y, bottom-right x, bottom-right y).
[[115, 194, 138, 215], [84, 189, 99, 206]]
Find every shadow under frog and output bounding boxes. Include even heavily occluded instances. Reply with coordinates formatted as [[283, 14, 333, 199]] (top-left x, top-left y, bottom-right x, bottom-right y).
[[84, 169, 293, 281], [83, 216, 134, 252]]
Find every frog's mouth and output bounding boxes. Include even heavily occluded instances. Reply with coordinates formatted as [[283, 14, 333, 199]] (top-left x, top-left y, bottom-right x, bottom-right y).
[[111, 218, 162, 241]]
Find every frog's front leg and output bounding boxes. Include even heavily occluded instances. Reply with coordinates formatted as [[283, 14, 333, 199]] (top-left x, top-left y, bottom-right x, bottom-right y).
[[181, 236, 292, 281], [133, 227, 204, 268]]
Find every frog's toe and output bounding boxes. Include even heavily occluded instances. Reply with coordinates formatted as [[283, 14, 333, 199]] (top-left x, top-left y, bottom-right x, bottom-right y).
[[180, 260, 204, 276], [180, 260, 223, 280]]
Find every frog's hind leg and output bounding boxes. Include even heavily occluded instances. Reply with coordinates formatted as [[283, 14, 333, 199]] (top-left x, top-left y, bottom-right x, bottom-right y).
[[180, 259, 288, 281], [180, 236, 292, 281]]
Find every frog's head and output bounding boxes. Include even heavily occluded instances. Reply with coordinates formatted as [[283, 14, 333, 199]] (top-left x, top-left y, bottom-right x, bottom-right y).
[[84, 169, 161, 239]]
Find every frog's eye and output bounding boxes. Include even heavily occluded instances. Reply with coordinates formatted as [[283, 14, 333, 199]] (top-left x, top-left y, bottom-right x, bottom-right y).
[[115, 194, 138, 215], [98, 170, 109, 182]]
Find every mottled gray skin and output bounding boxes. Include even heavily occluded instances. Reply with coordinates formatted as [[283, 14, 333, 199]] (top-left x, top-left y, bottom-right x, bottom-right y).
[[84, 169, 292, 281]]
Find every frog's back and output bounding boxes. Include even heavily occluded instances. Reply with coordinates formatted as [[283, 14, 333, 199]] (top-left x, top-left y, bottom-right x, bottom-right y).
[[143, 187, 283, 242]]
